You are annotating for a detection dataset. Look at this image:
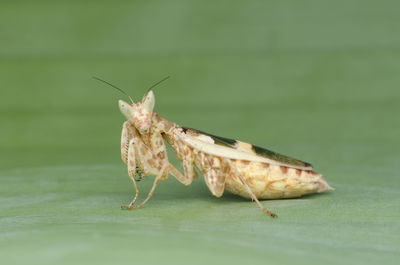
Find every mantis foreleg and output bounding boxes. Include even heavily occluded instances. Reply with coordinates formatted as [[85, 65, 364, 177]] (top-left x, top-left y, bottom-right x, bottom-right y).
[[121, 121, 132, 164], [121, 138, 140, 209], [122, 125, 171, 210]]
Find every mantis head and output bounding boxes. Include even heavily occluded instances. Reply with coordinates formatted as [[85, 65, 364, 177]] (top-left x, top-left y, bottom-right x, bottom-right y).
[[93, 76, 169, 132], [119, 90, 155, 131]]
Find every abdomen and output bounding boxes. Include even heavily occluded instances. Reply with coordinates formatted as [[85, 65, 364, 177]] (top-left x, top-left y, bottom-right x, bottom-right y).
[[225, 160, 333, 199]]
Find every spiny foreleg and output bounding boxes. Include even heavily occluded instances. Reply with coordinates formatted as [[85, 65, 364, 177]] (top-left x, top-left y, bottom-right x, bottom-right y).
[[120, 138, 140, 209], [121, 121, 132, 164], [121, 127, 147, 209], [120, 122, 140, 207], [126, 166, 169, 210], [122, 126, 170, 210]]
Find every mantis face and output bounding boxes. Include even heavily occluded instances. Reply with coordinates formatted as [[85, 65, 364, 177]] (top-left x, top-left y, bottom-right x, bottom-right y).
[[119, 90, 155, 131]]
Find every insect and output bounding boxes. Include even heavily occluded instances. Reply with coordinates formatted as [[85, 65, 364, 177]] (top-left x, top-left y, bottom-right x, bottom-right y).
[[95, 77, 334, 217]]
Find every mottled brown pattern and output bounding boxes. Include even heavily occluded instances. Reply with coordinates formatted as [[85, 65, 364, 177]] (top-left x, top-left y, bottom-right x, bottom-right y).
[[139, 146, 147, 155], [201, 155, 227, 197], [147, 158, 157, 169], [165, 137, 196, 185], [156, 152, 165, 160], [225, 160, 332, 199], [184, 148, 190, 156], [265, 180, 279, 189]]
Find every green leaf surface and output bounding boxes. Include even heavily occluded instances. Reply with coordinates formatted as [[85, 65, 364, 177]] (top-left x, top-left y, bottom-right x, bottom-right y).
[[1, 1, 399, 264]]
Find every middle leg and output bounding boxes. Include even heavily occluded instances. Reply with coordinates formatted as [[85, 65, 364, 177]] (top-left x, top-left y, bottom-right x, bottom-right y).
[[194, 152, 228, 197], [162, 132, 197, 185]]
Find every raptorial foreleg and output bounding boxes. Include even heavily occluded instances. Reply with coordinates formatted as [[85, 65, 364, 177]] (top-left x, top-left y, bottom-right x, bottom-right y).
[[122, 126, 170, 210], [121, 138, 140, 209], [126, 166, 169, 210], [119, 121, 141, 208], [121, 121, 132, 164]]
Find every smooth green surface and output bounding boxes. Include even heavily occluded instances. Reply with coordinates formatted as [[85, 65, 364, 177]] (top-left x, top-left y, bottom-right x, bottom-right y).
[[1, 1, 399, 264]]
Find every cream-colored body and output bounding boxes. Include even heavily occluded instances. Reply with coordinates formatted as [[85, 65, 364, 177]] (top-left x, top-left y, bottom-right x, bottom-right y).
[[116, 89, 333, 217], [226, 161, 331, 199]]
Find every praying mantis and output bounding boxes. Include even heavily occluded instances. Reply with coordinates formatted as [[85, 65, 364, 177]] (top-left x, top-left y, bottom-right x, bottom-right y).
[[96, 77, 333, 217]]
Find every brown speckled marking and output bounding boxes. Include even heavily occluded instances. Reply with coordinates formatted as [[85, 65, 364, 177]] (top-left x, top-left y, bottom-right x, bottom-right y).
[[157, 152, 165, 160], [280, 166, 288, 174], [194, 153, 228, 197], [266, 180, 280, 189], [140, 145, 146, 155], [148, 158, 157, 168], [223, 160, 333, 200], [163, 137, 196, 186], [184, 148, 190, 156]]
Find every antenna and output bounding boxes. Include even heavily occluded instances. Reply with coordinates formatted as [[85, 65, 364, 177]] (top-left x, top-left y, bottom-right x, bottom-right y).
[[93, 76, 134, 104], [147, 76, 170, 92]]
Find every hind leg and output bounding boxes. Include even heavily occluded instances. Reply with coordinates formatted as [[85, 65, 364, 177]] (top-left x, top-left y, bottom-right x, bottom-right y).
[[225, 159, 277, 217]]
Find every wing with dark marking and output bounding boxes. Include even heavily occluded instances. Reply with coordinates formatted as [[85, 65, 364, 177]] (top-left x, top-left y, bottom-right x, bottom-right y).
[[182, 127, 236, 148], [251, 145, 312, 168], [181, 127, 312, 169]]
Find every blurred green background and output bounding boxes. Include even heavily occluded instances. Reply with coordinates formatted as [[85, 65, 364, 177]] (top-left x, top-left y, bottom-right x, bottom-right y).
[[1, 0, 399, 264]]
